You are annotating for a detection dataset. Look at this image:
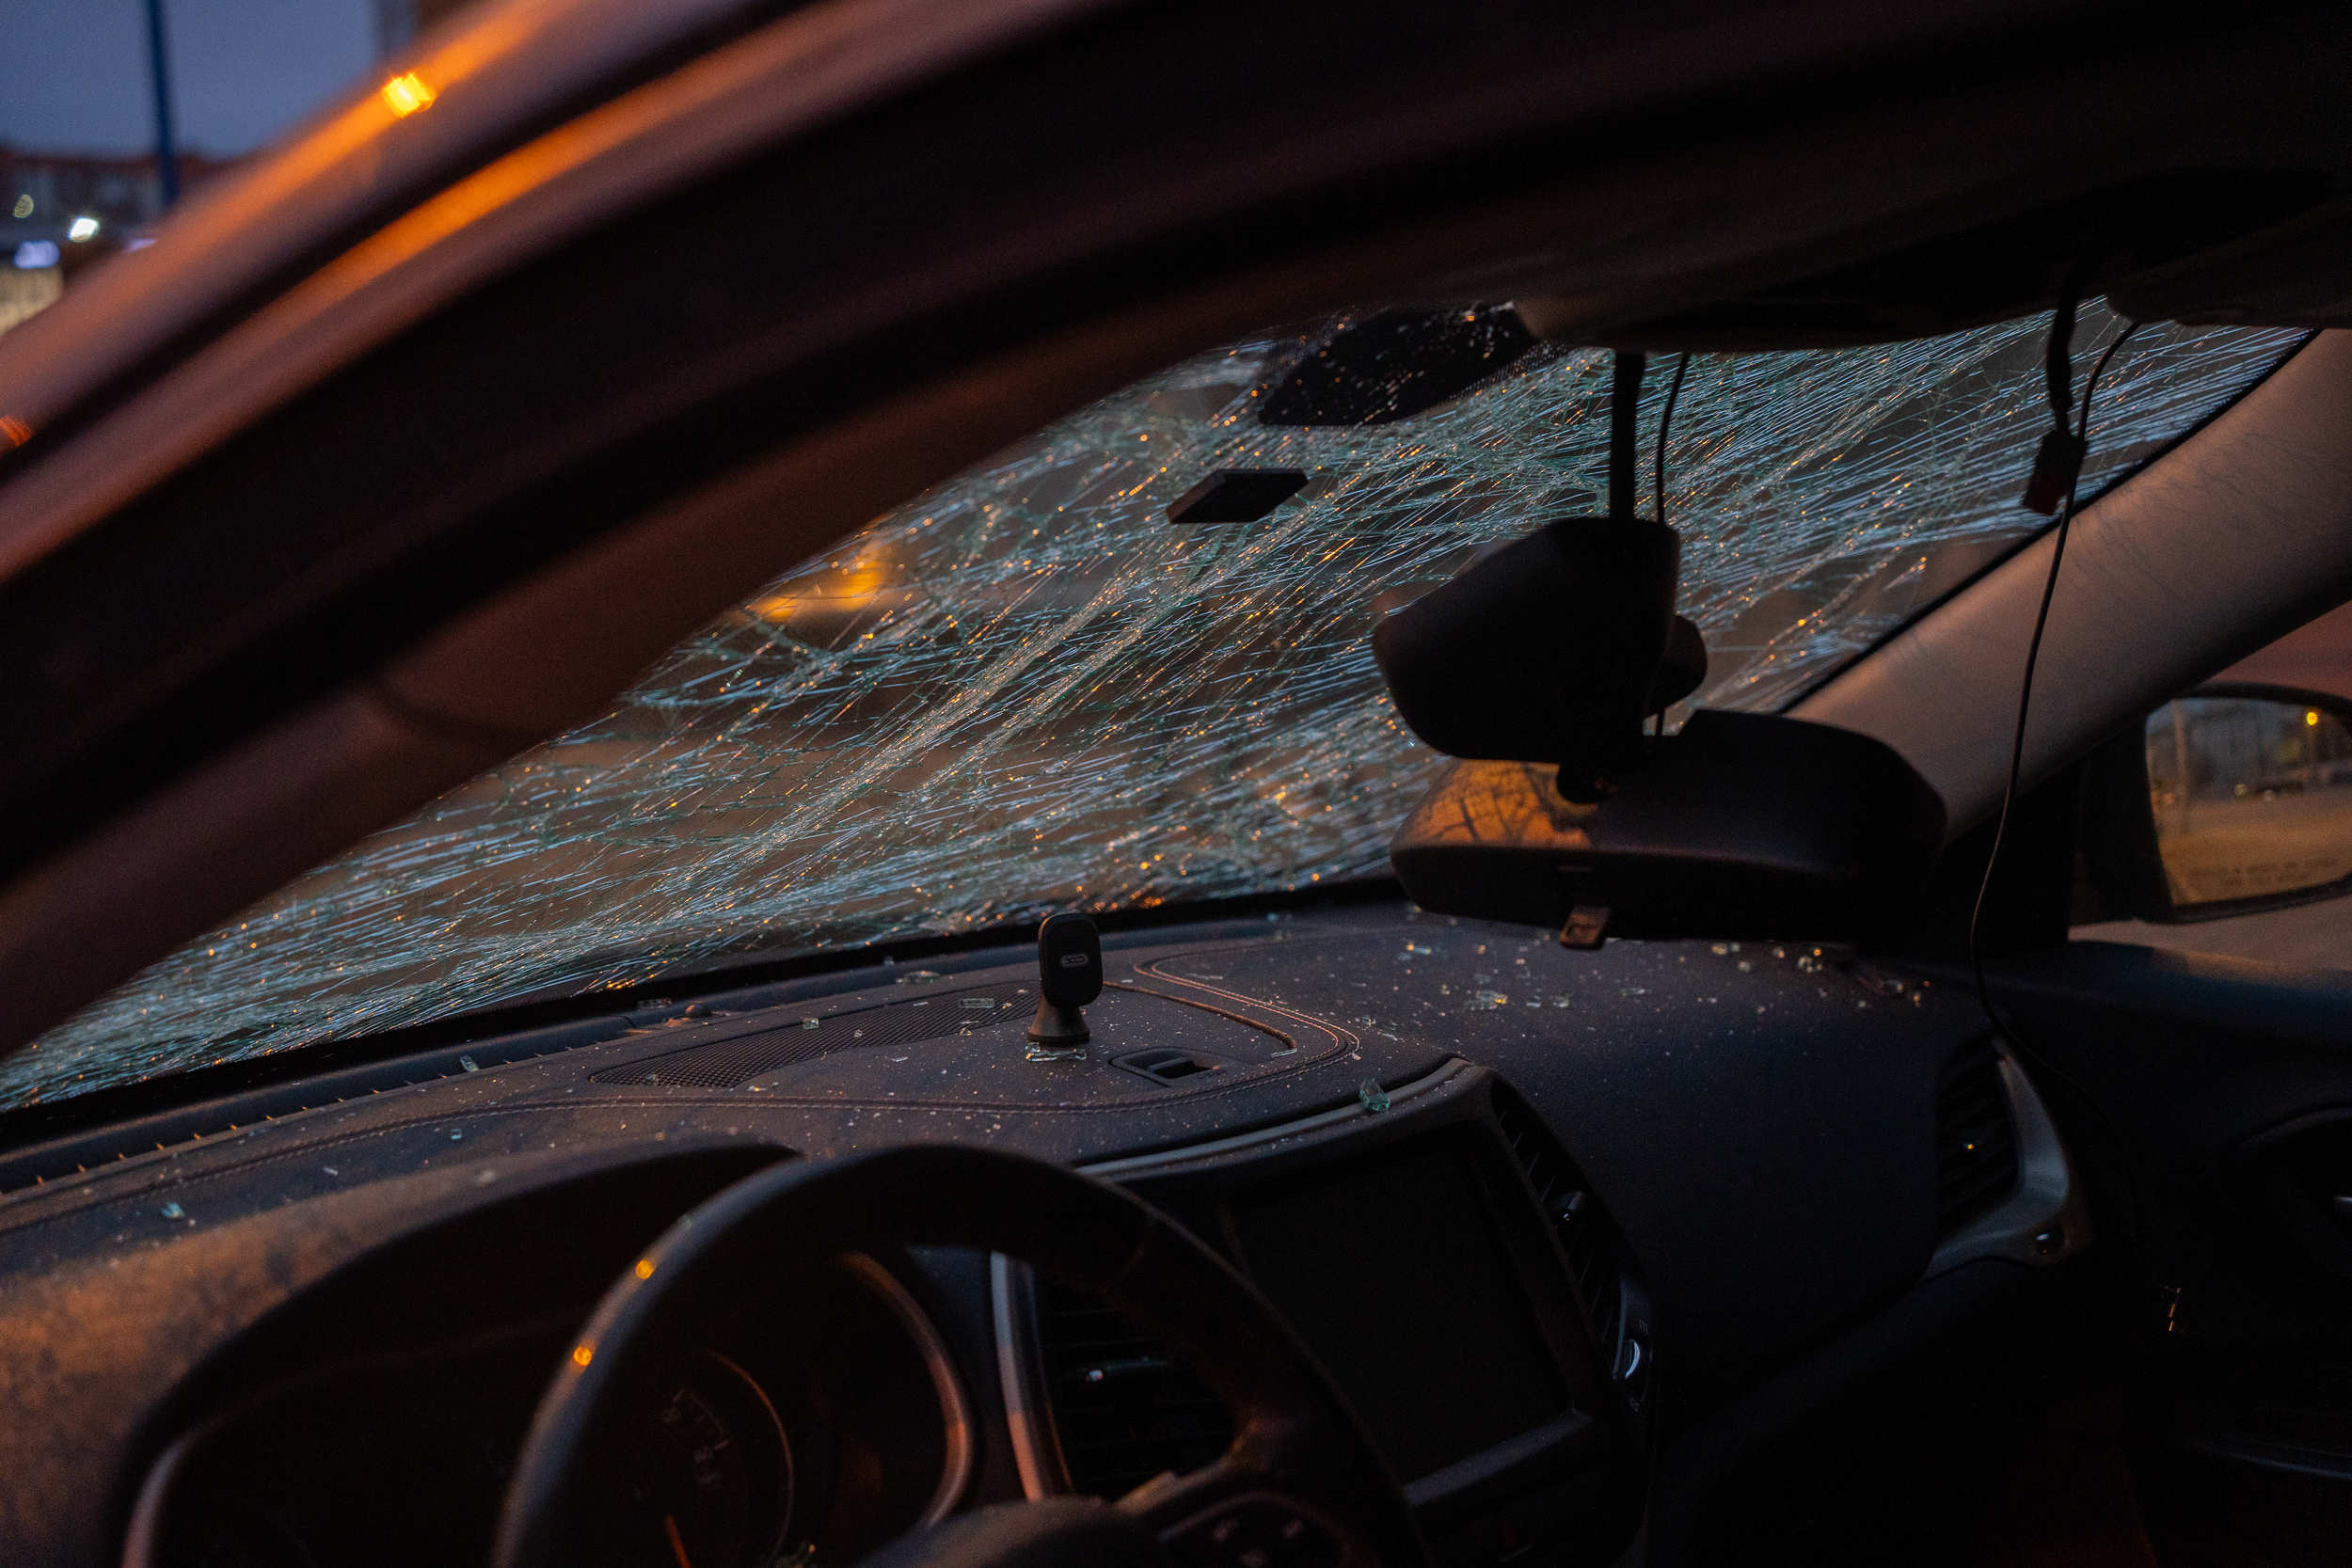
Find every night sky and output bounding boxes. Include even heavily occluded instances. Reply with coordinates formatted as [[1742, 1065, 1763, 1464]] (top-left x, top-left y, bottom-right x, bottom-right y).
[[0, 0, 378, 156]]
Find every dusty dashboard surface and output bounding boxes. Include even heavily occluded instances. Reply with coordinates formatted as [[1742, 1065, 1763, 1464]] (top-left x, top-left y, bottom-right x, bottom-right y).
[[0, 905, 1992, 1565]]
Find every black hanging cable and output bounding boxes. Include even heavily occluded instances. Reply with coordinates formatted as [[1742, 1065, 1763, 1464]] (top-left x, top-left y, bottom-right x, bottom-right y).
[[2020, 286, 2097, 517], [2042, 293, 2080, 432], [1966, 316, 2143, 1271], [1651, 352, 1692, 737], [1654, 351, 1691, 527], [1970, 315, 2138, 1010]]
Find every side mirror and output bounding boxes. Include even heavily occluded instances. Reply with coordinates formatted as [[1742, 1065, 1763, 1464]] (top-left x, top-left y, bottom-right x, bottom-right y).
[[2083, 685, 2352, 922]]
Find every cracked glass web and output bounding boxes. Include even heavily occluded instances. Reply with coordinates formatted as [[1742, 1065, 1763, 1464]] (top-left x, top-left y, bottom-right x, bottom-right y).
[[5, 307, 2304, 1106]]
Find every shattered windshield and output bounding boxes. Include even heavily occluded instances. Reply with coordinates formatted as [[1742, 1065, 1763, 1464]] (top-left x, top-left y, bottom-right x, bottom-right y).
[[6, 306, 2301, 1107]]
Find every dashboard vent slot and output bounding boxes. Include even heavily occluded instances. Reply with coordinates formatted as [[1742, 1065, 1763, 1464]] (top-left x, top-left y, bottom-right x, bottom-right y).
[[1029, 1274, 1232, 1498], [1110, 1049, 1220, 1086], [1490, 1082, 1629, 1361], [1936, 1035, 2019, 1235]]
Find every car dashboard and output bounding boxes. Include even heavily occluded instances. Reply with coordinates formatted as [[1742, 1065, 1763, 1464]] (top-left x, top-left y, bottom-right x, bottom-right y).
[[0, 904, 2084, 1567]]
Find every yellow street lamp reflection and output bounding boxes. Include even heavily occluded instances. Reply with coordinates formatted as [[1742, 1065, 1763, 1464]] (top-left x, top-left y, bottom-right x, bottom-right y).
[[381, 72, 437, 118], [750, 566, 889, 622], [2309, 710, 2322, 727]]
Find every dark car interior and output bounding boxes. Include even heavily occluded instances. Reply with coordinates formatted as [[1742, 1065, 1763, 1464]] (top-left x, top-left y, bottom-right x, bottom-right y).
[[3, 3, 2352, 1566]]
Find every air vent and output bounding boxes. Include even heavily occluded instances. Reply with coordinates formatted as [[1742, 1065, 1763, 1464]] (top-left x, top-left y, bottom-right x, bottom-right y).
[[1029, 1275, 1233, 1499], [1489, 1082, 1631, 1367], [1110, 1049, 1220, 1086], [590, 982, 1028, 1088], [1935, 1036, 2020, 1235]]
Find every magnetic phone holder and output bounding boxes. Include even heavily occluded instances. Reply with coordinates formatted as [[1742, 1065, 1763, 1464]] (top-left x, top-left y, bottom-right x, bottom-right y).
[[1028, 912, 1103, 1046], [1027, 1001, 1089, 1046]]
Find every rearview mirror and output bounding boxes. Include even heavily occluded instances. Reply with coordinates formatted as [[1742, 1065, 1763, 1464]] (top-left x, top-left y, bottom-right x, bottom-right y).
[[1388, 710, 1947, 946], [2084, 686, 2352, 920]]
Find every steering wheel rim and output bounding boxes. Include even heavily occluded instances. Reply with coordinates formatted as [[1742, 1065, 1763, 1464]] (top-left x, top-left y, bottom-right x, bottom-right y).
[[491, 1144, 1428, 1568]]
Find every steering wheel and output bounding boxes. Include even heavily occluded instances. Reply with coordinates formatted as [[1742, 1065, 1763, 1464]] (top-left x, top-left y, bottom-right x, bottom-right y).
[[491, 1144, 1429, 1568]]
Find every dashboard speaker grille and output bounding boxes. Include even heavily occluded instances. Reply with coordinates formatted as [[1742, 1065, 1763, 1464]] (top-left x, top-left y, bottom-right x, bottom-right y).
[[1029, 1275, 1233, 1498], [1490, 1082, 1629, 1361], [1935, 1036, 2020, 1235]]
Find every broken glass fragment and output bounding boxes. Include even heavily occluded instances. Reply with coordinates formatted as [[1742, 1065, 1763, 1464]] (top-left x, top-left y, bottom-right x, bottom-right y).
[[1357, 1078, 1391, 1114]]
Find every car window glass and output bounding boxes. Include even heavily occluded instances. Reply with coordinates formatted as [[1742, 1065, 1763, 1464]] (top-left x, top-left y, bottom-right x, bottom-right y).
[[5, 306, 2301, 1108]]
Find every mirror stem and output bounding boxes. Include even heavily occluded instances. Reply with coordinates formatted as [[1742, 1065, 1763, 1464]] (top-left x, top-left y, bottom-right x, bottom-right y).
[[1609, 350, 1647, 521]]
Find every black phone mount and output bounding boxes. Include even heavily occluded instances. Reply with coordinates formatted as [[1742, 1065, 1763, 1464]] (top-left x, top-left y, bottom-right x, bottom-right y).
[[1027, 911, 1102, 1046], [1371, 350, 1706, 801]]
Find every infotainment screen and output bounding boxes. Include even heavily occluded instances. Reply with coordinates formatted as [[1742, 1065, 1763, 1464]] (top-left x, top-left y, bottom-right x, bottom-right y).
[[1231, 1139, 1568, 1482]]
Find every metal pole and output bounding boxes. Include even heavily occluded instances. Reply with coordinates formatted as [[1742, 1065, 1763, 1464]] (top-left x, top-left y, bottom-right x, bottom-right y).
[[2169, 699, 2193, 837], [144, 0, 181, 210]]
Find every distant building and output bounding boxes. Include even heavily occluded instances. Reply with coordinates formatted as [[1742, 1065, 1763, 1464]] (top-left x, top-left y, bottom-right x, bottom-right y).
[[1, 147, 242, 338], [374, 0, 481, 56], [0, 265, 60, 338], [2, 0, 478, 340]]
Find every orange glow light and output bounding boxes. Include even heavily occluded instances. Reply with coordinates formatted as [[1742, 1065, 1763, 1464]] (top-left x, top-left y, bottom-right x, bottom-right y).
[[634, 1259, 655, 1279], [571, 1343, 594, 1367], [380, 72, 437, 117], [2309, 711, 2322, 727]]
